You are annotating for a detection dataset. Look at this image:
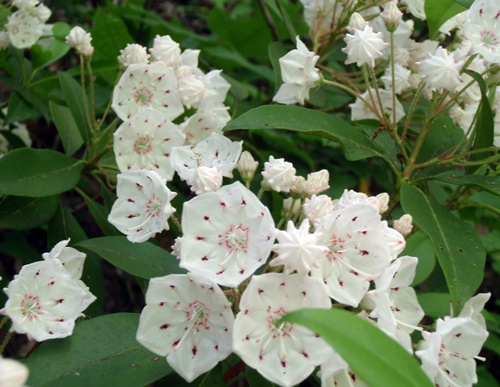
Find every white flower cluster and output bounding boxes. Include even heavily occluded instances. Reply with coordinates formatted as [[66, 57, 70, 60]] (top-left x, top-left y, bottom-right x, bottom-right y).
[[0, 0, 52, 49]]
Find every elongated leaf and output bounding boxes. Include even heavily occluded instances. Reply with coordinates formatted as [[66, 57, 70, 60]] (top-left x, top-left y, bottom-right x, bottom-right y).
[[435, 175, 500, 197], [79, 191, 120, 236], [401, 231, 436, 286], [31, 38, 71, 70], [0, 195, 58, 230], [455, 0, 473, 8], [76, 236, 184, 279], [281, 308, 433, 387], [400, 184, 485, 313], [425, 0, 467, 37], [224, 105, 389, 162], [58, 71, 90, 143], [5, 92, 35, 124], [49, 101, 84, 155], [417, 292, 452, 319], [23, 313, 173, 386], [0, 148, 83, 197]]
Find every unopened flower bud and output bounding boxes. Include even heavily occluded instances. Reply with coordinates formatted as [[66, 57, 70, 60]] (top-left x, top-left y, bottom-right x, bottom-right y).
[[261, 156, 296, 193], [118, 43, 150, 67], [282, 197, 301, 217], [394, 214, 413, 236], [192, 166, 223, 195], [304, 169, 329, 195], [66, 26, 94, 58], [347, 12, 367, 33], [290, 176, 307, 196], [34, 3, 51, 22], [382, 2, 403, 32], [237, 151, 258, 183], [0, 357, 29, 387]]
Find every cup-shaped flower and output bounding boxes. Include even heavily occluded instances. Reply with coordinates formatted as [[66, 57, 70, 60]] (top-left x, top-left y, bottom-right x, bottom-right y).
[[1, 257, 96, 341], [233, 273, 332, 387], [179, 181, 275, 287], [312, 203, 403, 307], [112, 63, 184, 121], [113, 110, 185, 181], [108, 170, 177, 243], [136, 273, 234, 382]]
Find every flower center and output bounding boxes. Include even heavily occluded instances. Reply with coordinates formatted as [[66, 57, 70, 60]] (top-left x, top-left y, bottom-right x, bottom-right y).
[[133, 136, 152, 155], [480, 30, 498, 47], [185, 301, 210, 331], [219, 224, 249, 253], [145, 194, 162, 217], [21, 295, 42, 321], [134, 87, 153, 106]]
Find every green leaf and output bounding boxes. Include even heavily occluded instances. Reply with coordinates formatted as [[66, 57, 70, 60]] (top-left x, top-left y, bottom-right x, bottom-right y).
[[49, 101, 84, 155], [281, 308, 433, 387], [417, 292, 452, 319], [0, 230, 41, 264], [79, 191, 121, 236], [268, 41, 288, 88], [23, 313, 173, 386], [31, 27, 71, 70], [246, 364, 276, 387], [76, 236, 184, 279], [454, 0, 474, 8], [0, 148, 83, 197], [224, 105, 389, 162], [434, 175, 500, 197], [58, 71, 91, 143], [4, 92, 36, 124], [425, 0, 467, 37], [400, 184, 485, 313], [401, 231, 436, 286], [0, 195, 58, 230]]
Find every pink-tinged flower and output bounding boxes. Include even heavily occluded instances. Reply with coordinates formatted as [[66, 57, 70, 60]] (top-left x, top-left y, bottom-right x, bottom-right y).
[[416, 317, 488, 387], [271, 219, 327, 275], [463, 0, 500, 64], [233, 273, 332, 387], [342, 25, 388, 68], [112, 63, 184, 121], [0, 357, 29, 387], [113, 110, 185, 181], [261, 156, 296, 193], [304, 169, 330, 196], [149, 35, 181, 66], [171, 132, 242, 190], [107, 170, 177, 243], [418, 47, 465, 91], [312, 204, 399, 307], [6, 9, 44, 49], [136, 273, 234, 382], [364, 256, 424, 352], [1, 256, 96, 341], [273, 37, 320, 105], [394, 214, 413, 236], [118, 43, 150, 67], [179, 182, 275, 287], [303, 194, 334, 227], [350, 88, 405, 123]]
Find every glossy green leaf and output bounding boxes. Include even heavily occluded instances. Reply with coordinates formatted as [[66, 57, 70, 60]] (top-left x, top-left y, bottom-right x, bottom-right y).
[[58, 71, 90, 143], [425, 0, 467, 37], [224, 105, 389, 162], [281, 308, 433, 387], [400, 184, 485, 313], [31, 37, 71, 70], [76, 236, 184, 279], [454, 0, 474, 8], [0, 195, 58, 230], [434, 175, 500, 197], [417, 292, 452, 319], [23, 313, 173, 386], [401, 231, 436, 286], [79, 191, 121, 236], [49, 101, 84, 155], [0, 148, 83, 197], [4, 92, 35, 124]]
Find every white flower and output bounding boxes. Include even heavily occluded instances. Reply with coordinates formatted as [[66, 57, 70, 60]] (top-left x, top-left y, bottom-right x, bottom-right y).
[[303, 194, 334, 226], [107, 170, 177, 243], [42, 239, 86, 281], [261, 156, 296, 193], [0, 31, 9, 49], [393, 214, 413, 236], [191, 166, 223, 195], [197, 70, 231, 111], [237, 151, 259, 182], [416, 317, 488, 387], [282, 197, 302, 218], [458, 293, 491, 329], [347, 13, 368, 33], [178, 74, 205, 109], [118, 43, 150, 67], [273, 36, 320, 105], [171, 132, 242, 189], [304, 169, 329, 195], [300, 0, 338, 31], [418, 47, 464, 91], [381, 63, 411, 94], [381, 2, 403, 31], [334, 190, 389, 214], [112, 63, 184, 121], [463, 0, 500, 64], [113, 110, 185, 181], [233, 273, 332, 387], [149, 35, 181, 66], [12, 0, 39, 9], [1, 256, 96, 341], [0, 357, 29, 387], [342, 25, 388, 68], [271, 219, 327, 275], [6, 9, 44, 49], [312, 203, 402, 307], [180, 110, 229, 145], [350, 88, 405, 124], [65, 26, 93, 57], [401, 0, 425, 20], [33, 4, 51, 23], [179, 182, 275, 287], [136, 273, 234, 383]]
